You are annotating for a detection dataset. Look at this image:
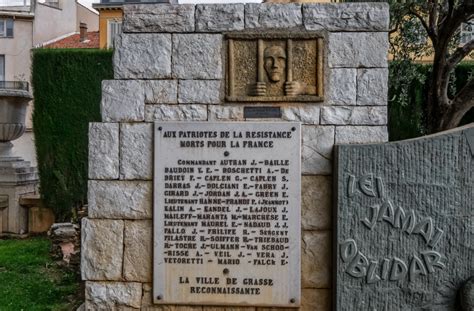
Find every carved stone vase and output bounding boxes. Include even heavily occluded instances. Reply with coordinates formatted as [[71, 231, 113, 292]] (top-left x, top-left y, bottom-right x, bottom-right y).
[[0, 89, 32, 158], [0, 88, 37, 235]]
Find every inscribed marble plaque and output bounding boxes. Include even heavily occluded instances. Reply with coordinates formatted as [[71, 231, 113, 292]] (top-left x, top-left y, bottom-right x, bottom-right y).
[[153, 122, 301, 307], [334, 126, 474, 310]]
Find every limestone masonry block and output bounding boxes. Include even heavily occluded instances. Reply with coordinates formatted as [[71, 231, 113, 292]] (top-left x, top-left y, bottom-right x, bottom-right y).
[[357, 68, 389, 105], [196, 4, 244, 32], [208, 105, 244, 121], [178, 80, 221, 104], [281, 106, 320, 125], [86, 281, 142, 309], [123, 4, 195, 33], [81, 219, 124, 281], [145, 104, 208, 122], [328, 32, 388, 68], [140, 283, 156, 310], [302, 231, 331, 288], [174, 307, 204, 311], [172, 34, 223, 79], [144, 80, 178, 104], [320, 106, 387, 125], [326, 68, 357, 106], [203, 308, 255, 311], [114, 33, 172, 79], [101, 80, 145, 122], [302, 126, 334, 175], [245, 4, 302, 29], [302, 175, 331, 230], [303, 3, 389, 31], [124, 220, 152, 282], [88, 180, 152, 219], [301, 289, 331, 311], [335, 126, 388, 144], [120, 123, 153, 180], [88, 123, 119, 180]]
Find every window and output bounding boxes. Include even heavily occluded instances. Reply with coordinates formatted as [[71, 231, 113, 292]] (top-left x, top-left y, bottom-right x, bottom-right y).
[[40, 0, 61, 9], [0, 0, 30, 5], [0, 55, 4, 81], [460, 20, 474, 45], [0, 18, 14, 38], [107, 19, 122, 49]]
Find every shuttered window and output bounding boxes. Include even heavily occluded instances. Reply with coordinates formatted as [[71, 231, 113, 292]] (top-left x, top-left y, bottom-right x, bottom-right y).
[[0, 55, 5, 81], [460, 20, 474, 45], [107, 20, 122, 49], [0, 18, 14, 38]]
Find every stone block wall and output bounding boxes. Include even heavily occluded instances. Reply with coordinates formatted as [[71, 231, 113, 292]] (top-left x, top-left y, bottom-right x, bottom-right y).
[[82, 3, 389, 310]]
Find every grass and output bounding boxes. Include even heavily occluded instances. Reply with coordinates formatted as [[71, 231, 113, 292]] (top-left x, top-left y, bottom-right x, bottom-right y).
[[0, 237, 80, 311]]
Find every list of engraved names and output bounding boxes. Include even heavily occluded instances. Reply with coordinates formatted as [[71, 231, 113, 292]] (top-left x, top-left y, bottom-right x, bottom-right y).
[[153, 122, 301, 307]]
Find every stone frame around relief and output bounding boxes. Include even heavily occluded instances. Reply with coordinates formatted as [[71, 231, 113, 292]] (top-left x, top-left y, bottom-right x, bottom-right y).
[[225, 32, 325, 103]]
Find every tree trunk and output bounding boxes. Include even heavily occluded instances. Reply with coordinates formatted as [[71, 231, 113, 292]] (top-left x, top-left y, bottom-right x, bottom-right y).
[[423, 3, 474, 133], [425, 46, 451, 133], [440, 77, 474, 130]]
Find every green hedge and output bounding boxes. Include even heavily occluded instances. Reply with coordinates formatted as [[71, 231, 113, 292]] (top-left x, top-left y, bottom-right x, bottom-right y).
[[32, 49, 113, 221], [388, 61, 474, 141]]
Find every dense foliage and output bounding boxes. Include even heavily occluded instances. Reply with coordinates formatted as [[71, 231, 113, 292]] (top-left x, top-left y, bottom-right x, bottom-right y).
[[32, 49, 113, 221], [389, 61, 474, 141], [388, 0, 474, 132]]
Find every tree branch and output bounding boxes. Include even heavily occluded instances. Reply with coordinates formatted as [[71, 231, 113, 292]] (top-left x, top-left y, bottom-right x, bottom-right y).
[[389, 19, 401, 35], [447, 0, 455, 19], [442, 77, 474, 130], [408, 4, 435, 41], [429, 0, 438, 37], [449, 5, 474, 33], [447, 39, 474, 71]]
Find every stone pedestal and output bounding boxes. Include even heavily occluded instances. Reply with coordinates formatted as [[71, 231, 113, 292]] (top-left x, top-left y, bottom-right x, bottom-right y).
[[0, 87, 37, 235], [0, 195, 7, 233], [0, 154, 38, 234], [20, 194, 55, 234]]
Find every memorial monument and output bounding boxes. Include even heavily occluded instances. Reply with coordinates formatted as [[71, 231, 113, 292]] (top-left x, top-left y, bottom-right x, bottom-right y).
[[335, 125, 474, 310], [82, 2, 390, 309]]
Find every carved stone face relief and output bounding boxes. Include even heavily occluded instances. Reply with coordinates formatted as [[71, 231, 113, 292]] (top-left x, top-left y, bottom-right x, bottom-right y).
[[226, 33, 324, 102], [264, 45, 286, 82]]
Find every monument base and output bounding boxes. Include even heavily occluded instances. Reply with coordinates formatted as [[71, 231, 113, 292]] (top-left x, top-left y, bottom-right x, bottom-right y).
[[0, 155, 38, 235]]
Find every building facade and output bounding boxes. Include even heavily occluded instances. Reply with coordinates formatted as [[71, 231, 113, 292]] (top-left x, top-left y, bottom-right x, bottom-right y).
[[93, 0, 176, 49], [0, 0, 98, 166]]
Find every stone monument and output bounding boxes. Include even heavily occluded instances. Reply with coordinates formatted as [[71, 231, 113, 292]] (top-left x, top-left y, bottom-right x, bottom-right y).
[[335, 125, 474, 310], [83, 2, 389, 309]]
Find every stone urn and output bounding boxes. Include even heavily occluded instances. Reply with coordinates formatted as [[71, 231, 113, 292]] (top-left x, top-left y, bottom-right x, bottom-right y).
[[0, 88, 33, 159], [0, 87, 37, 235]]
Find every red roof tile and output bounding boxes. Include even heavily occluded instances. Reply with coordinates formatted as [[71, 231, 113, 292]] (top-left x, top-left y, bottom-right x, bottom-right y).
[[45, 32, 100, 49]]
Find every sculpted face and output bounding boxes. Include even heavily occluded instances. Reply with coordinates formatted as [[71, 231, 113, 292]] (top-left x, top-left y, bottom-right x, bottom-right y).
[[264, 46, 286, 82]]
